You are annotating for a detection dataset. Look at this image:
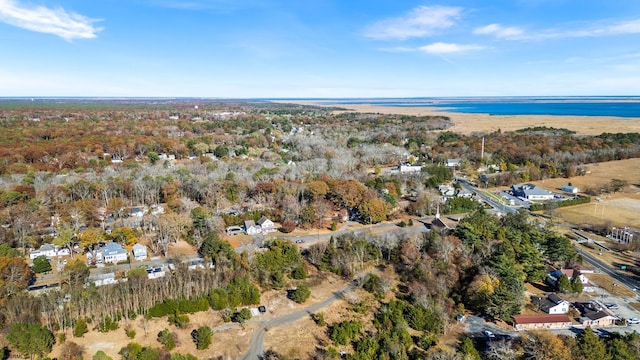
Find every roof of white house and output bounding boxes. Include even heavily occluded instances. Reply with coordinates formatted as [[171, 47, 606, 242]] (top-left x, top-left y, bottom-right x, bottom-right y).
[[244, 220, 258, 229], [103, 242, 127, 255], [257, 216, 272, 226]]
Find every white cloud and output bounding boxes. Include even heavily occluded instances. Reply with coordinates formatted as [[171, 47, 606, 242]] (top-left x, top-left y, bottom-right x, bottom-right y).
[[473, 24, 524, 39], [419, 42, 484, 54], [364, 5, 462, 40], [0, 0, 101, 40], [476, 19, 640, 41]]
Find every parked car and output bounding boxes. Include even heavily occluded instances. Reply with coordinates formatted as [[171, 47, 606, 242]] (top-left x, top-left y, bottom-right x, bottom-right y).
[[628, 318, 640, 325], [295, 238, 305, 243], [483, 330, 496, 338]]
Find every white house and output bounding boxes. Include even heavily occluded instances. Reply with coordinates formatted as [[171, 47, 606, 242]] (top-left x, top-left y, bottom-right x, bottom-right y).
[[90, 272, 118, 287], [438, 184, 455, 197], [561, 185, 579, 194], [132, 243, 148, 261], [399, 164, 422, 173], [146, 266, 166, 279], [512, 184, 555, 201], [257, 216, 276, 233], [547, 294, 570, 314], [548, 268, 596, 292], [30, 244, 58, 259], [445, 159, 461, 168], [244, 220, 262, 236], [98, 242, 128, 264]]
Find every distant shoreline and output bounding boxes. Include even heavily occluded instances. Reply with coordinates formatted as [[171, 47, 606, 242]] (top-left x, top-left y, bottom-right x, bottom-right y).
[[275, 100, 640, 136]]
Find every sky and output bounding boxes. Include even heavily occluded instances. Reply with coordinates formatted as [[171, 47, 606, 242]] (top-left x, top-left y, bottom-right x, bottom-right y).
[[1, 0, 640, 97]]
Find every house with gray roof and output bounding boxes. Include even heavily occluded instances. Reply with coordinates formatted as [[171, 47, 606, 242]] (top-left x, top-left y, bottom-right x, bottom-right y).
[[511, 183, 555, 201]]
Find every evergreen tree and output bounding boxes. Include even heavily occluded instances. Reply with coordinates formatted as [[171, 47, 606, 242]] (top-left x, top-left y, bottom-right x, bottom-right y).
[[7, 323, 55, 359], [556, 274, 572, 293], [73, 319, 89, 338], [573, 327, 610, 360], [571, 275, 583, 294], [32, 255, 52, 273], [191, 326, 213, 350], [460, 337, 481, 360]]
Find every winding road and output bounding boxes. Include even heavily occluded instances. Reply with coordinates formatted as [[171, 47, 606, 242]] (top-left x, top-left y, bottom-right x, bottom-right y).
[[239, 280, 358, 360]]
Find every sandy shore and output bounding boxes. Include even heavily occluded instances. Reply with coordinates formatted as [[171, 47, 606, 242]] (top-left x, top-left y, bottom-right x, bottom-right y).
[[278, 101, 640, 135]]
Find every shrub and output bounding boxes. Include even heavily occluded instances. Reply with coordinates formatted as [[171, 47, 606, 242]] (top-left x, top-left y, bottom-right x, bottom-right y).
[[329, 320, 362, 345], [125, 327, 136, 339], [280, 220, 296, 233], [311, 312, 326, 326], [232, 308, 252, 323], [291, 265, 307, 280], [157, 329, 177, 350], [191, 326, 213, 350], [168, 313, 190, 329], [292, 285, 311, 303], [208, 288, 230, 310], [97, 316, 119, 332], [73, 319, 88, 338]]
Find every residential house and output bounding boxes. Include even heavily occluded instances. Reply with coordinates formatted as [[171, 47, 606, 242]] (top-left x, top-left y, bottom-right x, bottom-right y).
[[101, 242, 129, 264], [574, 301, 618, 327], [438, 184, 455, 197], [582, 311, 618, 327], [89, 272, 118, 287], [512, 314, 572, 331], [30, 244, 59, 259], [130, 207, 146, 217], [445, 159, 461, 168], [146, 266, 166, 279], [547, 268, 596, 292], [456, 189, 473, 198], [532, 294, 571, 314], [257, 216, 276, 233], [399, 164, 422, 173], [511, 184, 555, 201], [244, 220, 262, 236], [132, 243, 148, 261]]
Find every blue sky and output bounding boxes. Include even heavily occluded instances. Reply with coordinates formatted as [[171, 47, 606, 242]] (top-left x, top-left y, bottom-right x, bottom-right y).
[[1, 0, 640, 97]]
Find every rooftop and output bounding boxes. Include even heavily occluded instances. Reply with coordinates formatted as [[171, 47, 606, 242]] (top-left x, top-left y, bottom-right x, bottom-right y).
[[512, 314, 571, 324]]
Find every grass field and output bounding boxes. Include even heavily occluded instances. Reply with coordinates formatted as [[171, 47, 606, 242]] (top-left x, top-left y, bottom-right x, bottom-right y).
[[531, 158, 640, 229]]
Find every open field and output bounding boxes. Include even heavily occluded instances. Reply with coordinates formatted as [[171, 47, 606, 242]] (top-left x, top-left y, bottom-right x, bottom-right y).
[[530, 158, 640, 229], [279, 101, 640, 135]]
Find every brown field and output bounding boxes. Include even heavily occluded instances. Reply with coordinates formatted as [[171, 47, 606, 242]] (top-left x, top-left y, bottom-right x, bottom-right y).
[[587, 273, 636, 297], [278, 101, 640, 135], [529, 158, 640, 229]]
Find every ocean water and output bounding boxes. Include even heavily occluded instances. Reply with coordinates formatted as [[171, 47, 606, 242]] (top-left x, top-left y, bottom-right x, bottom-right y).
[[331, 97, 640, 118]]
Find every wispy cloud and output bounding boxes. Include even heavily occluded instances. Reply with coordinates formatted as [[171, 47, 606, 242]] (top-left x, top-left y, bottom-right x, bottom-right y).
[[364, 5, 462, 40], [419, 42, 484, 54], [473, 24, 524, 39], [475, 18, 640, 41], [0, 0, 101, 40]]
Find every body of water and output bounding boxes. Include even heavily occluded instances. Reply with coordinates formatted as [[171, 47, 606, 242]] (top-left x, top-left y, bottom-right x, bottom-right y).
[[331, 97, 640, 118]]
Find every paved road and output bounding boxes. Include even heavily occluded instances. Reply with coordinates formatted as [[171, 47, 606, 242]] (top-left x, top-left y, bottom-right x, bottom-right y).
[[240, 280, 358, 360], [576, 242, 640, 293], [456, 178, 518, 215]]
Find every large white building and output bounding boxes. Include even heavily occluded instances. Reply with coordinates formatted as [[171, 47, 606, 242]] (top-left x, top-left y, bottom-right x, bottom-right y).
[[511, 183, 555, 201]]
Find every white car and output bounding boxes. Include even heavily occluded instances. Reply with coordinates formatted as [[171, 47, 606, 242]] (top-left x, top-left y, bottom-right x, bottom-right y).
[[628, 318, 640, 325], [483, 330, 496, 338]]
